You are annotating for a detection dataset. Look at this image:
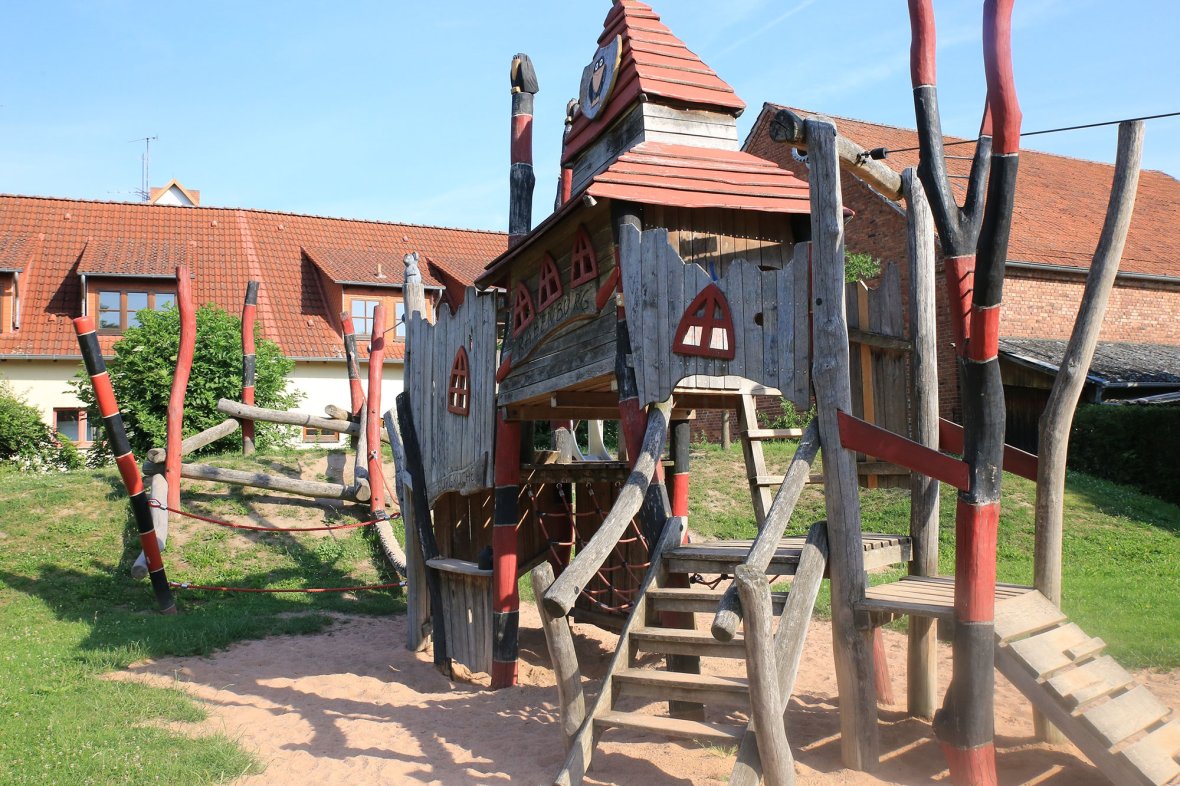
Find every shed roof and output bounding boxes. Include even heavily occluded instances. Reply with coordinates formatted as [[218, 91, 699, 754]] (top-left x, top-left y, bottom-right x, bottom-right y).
[[563, 0, 745, 164], [999, 337, 1180, 388], [748, 104, 1180, 279], [0, 194, 506, 360]]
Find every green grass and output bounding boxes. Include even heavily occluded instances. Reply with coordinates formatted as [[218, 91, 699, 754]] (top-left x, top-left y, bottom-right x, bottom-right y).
[[687, 440, 1180, 670], [0, 449, 404, 785]]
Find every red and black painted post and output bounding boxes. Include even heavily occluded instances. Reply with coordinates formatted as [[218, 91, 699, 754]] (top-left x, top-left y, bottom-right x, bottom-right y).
[[166, 266, 196, 512], [491, 412, 522, 688], [366, 304, 386, 521], [74, 316, 176, 613], [509, 53, 539, 248], [908, 1, 1021, 782], [241, 280, 259, 455]]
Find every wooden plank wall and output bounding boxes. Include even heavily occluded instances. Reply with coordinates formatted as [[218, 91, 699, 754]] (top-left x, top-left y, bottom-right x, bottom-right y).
[[644, 204, 796, 275], [405, 285, 497, 504], [618, 225, 810, 410], [845, 262, 912, 488]]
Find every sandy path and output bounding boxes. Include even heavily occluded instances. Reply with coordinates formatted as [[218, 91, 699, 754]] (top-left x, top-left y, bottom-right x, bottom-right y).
[[116, 607, 1180, 785]]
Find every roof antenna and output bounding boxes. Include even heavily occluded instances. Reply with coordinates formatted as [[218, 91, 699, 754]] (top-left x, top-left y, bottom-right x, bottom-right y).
[[129, 136, 158, 201]]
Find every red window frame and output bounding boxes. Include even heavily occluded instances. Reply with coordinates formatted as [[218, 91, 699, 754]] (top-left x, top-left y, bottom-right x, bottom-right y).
[[447, 346, 471, 416], [672, 283, 736, 360], [511, 281, 536, 336], [570, 225, 598, 287], [536, 253, 563, 311]]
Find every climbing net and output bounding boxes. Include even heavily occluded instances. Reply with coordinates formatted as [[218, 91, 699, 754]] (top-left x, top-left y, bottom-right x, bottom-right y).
[[525, 481, 650, 614], [149, 499, 406, 593]]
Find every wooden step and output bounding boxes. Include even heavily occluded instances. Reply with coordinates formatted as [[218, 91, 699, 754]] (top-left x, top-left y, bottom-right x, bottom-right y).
[[1008, 623, 1106, 679], [858, 576, 1036, 622], [1120, 720, 1180, 786], [1082, 686, 1172, 749], [743, 427, 805, 441], [646, 586, 787, 615], [1047, 655, 1136, 710], [614, 668, 750, 708], [665, 534, 909, 575], [594, 710, 744, 744], [631, 627, 747, 659]]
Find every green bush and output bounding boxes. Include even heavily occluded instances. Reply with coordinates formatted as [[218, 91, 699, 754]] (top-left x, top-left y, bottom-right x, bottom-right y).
[[0, 379, 83, 472], [845, 251, 882, 282], [1069, 404, 1180, 505], [72, 304, 301, 463]]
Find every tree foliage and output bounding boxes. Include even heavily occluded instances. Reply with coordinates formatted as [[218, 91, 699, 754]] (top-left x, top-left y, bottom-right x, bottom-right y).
[[845, 251, 882, 282], [72, 304, 301, 463], [0, 378, 83, 472]]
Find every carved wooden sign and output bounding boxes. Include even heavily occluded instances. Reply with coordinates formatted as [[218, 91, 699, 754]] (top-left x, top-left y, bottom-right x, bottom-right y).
[[405, 285, 497, 503], [618, 224, 811, 409], [579, 34, 621, 121]]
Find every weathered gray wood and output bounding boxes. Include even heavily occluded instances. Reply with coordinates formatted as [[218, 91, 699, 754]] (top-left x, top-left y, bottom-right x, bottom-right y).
[[1033, 121, 1143, 743], [532, 561, 586, 752], [324, 403, 351, 421], [216, 399, 388, 443], [553, 517, 685, 786], [734, 564, 796, 786], [543, 398, 672, 618], [132, 473, 169, 580], [384, 409, 431, 652], [617, 223, 809, 410], [712, 421, 820, 641], [738, 395, 773, 526], [145, 418, 240, 463], [806, 117, 878, 770], [903, 168, 940, 721], [142, 459, 363, 501], [403, 252, 427, 317], [730, 522, 829, 786], [769, 108, 903, 202]]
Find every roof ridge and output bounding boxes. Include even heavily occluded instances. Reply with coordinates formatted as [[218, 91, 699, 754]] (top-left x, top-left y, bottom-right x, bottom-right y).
[[0, 192, 509, 237]]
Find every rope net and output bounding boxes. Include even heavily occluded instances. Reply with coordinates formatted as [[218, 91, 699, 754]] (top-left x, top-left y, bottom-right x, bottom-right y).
[[526, 481, 650, 614]]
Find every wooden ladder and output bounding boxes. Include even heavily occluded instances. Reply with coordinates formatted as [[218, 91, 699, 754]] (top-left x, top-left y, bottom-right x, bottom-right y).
[[553, 520, 828, 786], [736, 394, 804, 527], [992, 590, 1180, 786]]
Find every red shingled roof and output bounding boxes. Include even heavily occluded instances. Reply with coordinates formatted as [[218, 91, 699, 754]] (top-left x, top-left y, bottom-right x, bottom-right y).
[[0, 195, 506, 360], [751, 105, 1180, 278], [0, 233, 39, 272], [586, 141, 811, 213], [563, 0, 745, 165]]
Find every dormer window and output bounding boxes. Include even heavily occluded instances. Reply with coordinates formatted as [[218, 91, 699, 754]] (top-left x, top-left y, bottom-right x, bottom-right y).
[[570, 225, 598, 287], [94, 287, 176, 333], [512, 281, 535, 336], [536, 254, 563, 311], [348, 295, 406, 341], [447, 346, 471, 416]]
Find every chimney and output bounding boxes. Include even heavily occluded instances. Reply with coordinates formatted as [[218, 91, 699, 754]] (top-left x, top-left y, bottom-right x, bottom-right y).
[[508, 53, 539, 247]]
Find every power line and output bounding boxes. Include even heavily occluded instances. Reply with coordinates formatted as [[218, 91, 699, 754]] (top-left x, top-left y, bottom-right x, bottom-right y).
[[877, 110, 1180, 157]]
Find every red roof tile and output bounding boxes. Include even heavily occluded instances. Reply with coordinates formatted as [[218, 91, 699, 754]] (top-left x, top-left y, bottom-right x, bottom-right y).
[[586, 141, 811, 213], [563, 0, 746, 164], [750, 104, 1180, 279], [0, 233, 38, 272], [0, 195, 507, 360]]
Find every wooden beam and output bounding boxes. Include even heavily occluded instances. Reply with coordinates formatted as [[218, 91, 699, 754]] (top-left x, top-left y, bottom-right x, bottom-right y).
[[769, 108, 903, 202], [384, 409, 432, 653], [141, 459, 363, 501], [145, 417, 240, 463], [839, 411, 969, 490], [531, 561, 586, 752], [938, 418, 1037, 482], [217, 399, 390, 443], [848, 327, 912, 353]]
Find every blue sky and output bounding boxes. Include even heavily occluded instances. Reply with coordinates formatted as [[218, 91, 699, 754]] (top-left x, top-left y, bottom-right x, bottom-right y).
[[2, 1, 1177, 231]]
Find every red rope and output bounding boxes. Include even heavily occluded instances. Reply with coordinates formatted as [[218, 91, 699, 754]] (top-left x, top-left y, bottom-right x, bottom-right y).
[[149, 499, 400, 532], [169, 581, 405, 593]]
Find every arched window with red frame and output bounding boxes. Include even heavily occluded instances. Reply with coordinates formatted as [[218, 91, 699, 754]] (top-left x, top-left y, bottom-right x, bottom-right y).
[[536, 253, 563, 311], [447, 346, 471, 416], [673, 283, 736, 360], [570, 225, 598, 287], [512, 281, 535, 336]]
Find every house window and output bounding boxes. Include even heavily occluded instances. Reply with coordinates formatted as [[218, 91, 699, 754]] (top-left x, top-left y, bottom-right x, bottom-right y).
[[512, 281, 536, 336], [395, 302, 406, 339], [95, 289, 176, 333], [673, 283, 736, 360], [54, 408, 99, 446], [302, 426, 340, 444], [570, 225, 598, 287], [350, 297, 382, 338], [536, 254, 563, 311], [447, 347, 471, 416]]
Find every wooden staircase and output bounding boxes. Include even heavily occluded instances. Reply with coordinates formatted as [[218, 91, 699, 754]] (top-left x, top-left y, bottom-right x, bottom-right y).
[[862, 577, 1180, 785], [553, 519, 829, 786]]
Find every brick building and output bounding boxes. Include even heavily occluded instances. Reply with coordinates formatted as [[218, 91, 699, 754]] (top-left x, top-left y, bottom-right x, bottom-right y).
[[745, 104, 1180, 439]]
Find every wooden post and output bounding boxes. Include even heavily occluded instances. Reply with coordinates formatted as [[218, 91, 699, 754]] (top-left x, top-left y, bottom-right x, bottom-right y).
[[665, 417, 701, 719], [509, 53, 538, 247], [132, 473, 169, 580], [1032, 120, 1143, 741], [531, 561, 585, 751], [396, 392, 451, 675], [712, 420, 820, 641], [806, 118, 879, 771], [735, 564, 795, 786], [74, 316, 175, 613], [341, 312, 369, 490], [491, 410, 522, 688], [366, 304, 386, 522], [543, 399, 672, 619], [241, 280, 259, 455], [903, 168, 940, 720], [216, 399, 387, 443], [166, 265, 195, 514], [720, 410, 731, 450], [855, 285, 879, 489], [384, 409, 432, 651]]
